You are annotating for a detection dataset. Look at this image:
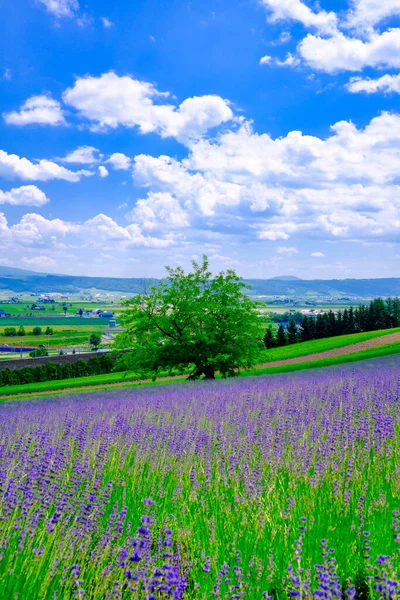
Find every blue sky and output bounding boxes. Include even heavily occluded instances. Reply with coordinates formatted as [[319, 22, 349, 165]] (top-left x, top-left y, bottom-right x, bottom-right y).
[[1, 0, 400, 279]]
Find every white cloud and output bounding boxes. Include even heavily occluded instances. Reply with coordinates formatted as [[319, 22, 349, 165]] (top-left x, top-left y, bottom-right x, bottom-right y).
[[1, 212, 174, 251], [37, 0, 79, 18], [260, 0, 338, 34], [0, 150, 88, 182], [347, 73, 400, 94], [279, 31, 291, 43], [311, 251, 325, 257], [276, 53, 301, 67], [62, 146, 101, 164], [0, 258, 14, 267], [106, 152, 131, 170], [131, 111, 400, 244], [63, 71, 233, 142], [98, 165, 109, 178], [345, 0, 400, 31], [133, 154, 243, 216], [2, 68, 12, 81], [21, 255, 57, 269], [0, 185, 49, 206], [260, 53, 300, 68], [129, 192, 190, 230], [299, 29, 400, 73], [3, 95, 65, 126], [258, 230, 290, 241], [101, 17, 113, 28], [276, 246, 299, 255]]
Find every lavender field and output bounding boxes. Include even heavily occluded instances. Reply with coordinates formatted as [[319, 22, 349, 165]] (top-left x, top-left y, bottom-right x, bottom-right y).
[[1, 358, 399, 599]]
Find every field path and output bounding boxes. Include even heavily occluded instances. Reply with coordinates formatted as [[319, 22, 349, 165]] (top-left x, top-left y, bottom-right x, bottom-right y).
[[259, 331, 400, 367], [2, 331, 400, 400]]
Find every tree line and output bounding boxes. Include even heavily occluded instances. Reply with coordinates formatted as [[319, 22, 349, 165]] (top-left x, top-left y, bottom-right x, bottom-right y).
[[0, 354, 114, 387], [264, 297, 400, 348], [3, 326, 53, 337]]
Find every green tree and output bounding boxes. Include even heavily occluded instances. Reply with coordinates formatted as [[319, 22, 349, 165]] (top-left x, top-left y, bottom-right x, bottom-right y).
[[116, 255, 264, 380], [45, 326, 53, 335], [17, 325, 26, 337], [62, 304, 68, 315], [276, 324, 288, 347], [287, 317, 298, 344], [32, 326, 42, 336], [4, 327, 17, 337], [300, 316, 312, 341], [29, 348, 48, 357], [263, 326, 276, 349], [89, 332, 102, 349]]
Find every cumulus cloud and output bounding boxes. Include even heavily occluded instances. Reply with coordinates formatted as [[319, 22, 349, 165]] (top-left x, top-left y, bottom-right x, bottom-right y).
[[298, 29, 400, 73], [106, 153, 131, 170], [129, 192, 190, 230], [276, 246, 299, 255], [0, 150, 88, 182], [21, 255, 57, 269], [258, 0, 400, 76], [62, 72, 233, 142], [133, 154, 243, 216], [258, 229, 290, 241], [276, 53, 301, 67], [0, 185, 49, 206], [3, 95, 65, 126], [311, 251, 325, 257], [1, 212, 174, 251], [130, 112, 400, 244], [345, 0, 400, 31], [260, 0, 338, 34], [101, 17, 113, 28], [37, 0, 79, 18], [347, 73, 400, 93], [98, 165, 109, 178], [260, 53, 300, 68], [62, 146, 101, 164]]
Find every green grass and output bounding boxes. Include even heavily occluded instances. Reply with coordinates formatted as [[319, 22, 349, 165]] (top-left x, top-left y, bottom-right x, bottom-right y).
[[261, 327, 400, 362], [0, 302, 119, 315], [247, 340, 400, 376], [2, 336, 400, 399], [0, 370, 182, 399], [0, 317, 110, 328], [0, 333, 90, 347]]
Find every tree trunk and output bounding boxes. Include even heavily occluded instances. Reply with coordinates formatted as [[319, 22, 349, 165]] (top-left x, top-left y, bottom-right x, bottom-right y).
[[202, 365, 215, 379], [188, 364, 215, 380]]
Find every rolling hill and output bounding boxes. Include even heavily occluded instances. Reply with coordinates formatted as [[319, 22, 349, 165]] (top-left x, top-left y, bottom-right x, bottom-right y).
[[1, 267, 400, 297]]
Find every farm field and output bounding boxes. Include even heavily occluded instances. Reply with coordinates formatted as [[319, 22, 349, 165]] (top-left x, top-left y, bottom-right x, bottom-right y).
[[0, 332, 89, 347], [258, 301, 367, 315], [0, 316, 110, 328], [0, 301, 120, 315], [261, 327, 400, 362], [0, 356, 399, 598], [2, 330, 400, 398], [0, 318, 116, 358]]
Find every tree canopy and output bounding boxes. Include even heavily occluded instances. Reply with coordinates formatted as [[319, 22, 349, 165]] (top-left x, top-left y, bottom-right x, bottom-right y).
[[115, 256, 264, 379]]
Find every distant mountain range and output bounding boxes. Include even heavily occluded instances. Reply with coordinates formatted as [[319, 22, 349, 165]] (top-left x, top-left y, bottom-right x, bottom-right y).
[[1, 266, 400, 297]]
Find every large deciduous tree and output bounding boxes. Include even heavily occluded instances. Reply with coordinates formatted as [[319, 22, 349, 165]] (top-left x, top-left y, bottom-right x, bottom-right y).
[[115, 256, 264, 380]]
